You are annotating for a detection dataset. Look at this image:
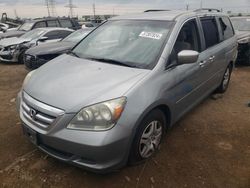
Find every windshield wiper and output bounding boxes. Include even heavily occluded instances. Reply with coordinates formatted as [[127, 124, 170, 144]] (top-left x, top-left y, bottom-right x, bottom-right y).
[[86, 57, 139, 68], [68, 51, 79, 57]]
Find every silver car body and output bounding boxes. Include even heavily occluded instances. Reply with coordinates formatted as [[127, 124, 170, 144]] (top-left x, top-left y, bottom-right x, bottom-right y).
[[17, 10, 237, 172], [0, 27, 73, 63]]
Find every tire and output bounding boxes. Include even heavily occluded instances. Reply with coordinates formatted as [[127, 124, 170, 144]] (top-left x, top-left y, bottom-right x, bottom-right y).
[[216, 64, 232, 93], [128, 109, 166, 165], [18, 51, 25, 64]]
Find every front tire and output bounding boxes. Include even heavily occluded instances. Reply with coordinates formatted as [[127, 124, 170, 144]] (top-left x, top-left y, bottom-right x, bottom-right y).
[[128, 109, 166, 165]]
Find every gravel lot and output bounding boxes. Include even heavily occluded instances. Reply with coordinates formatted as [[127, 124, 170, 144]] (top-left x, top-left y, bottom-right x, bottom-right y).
[[0, 62, 249, 188]]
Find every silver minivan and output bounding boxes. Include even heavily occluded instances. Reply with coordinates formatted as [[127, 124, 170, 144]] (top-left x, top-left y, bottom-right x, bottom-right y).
[[17, 9, 238, 173]]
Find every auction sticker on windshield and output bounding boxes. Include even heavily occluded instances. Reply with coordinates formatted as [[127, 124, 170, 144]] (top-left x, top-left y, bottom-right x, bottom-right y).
[[139, 31, 163, 40]]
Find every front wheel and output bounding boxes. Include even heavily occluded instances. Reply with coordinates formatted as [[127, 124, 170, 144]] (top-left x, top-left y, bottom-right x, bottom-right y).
[[18, 50, 26, 64], [216, 64, 232, 93], [128, 109, 166, 165]]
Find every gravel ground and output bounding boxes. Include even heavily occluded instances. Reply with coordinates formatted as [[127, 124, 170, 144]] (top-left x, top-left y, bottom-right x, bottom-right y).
[[0, 62, 249, 188]]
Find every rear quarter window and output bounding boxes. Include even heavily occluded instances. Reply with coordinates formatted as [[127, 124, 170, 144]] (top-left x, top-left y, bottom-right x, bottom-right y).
[[219, 17, 234, 40], [47, 20, 60, 27], [200, 17, 220, 49], [33, 22, 46, 29], [59, 19, 73, 28]]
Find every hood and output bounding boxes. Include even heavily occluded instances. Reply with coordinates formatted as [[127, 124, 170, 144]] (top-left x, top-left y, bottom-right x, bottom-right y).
[[235, 30, 250, 40], [0, 30, 26, 39], [26, 41, 75, 56], [0, 37, 30, 47], [24, 54, 150, 113]]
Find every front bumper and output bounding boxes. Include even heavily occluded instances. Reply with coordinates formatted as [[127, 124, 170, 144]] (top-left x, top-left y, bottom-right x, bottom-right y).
[[17, 92, 132, 173], [24, 54, 48, 70], [0, 50, 19, 63], [237, 43, 250, 63]]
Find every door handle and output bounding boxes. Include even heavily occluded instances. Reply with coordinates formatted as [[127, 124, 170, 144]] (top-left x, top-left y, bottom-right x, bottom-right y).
[[208, 56, 215, 62], [199, 60, 207, 67]]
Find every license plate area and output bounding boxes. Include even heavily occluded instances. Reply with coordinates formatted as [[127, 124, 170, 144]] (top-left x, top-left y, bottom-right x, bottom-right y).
[[22, 124, 38, 145]]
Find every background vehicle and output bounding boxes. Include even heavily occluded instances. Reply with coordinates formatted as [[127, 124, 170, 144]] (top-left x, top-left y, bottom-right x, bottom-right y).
[[24, 28, 94, 69], [0, 27, 73, 63], [17, 9, 237, 173], [231, 17, 250, 65], [0, 17, 80, 40], [0, 23, 9, 33]]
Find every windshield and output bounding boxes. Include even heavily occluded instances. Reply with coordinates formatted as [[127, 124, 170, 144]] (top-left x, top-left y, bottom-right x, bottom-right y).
[[18, 22, 34, 31], [63, 29, 92, 42], [21, 29, 46, 40], [231, 18, 250, 31], [73, 20, 173, 69]]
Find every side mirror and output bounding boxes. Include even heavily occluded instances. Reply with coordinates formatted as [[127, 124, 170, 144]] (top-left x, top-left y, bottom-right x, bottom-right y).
[[38, 36, 48, 42], [178, 50, 199, 65]]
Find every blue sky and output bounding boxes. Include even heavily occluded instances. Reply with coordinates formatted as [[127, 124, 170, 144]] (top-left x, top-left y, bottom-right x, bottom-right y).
[[0, 0, 249, 18]]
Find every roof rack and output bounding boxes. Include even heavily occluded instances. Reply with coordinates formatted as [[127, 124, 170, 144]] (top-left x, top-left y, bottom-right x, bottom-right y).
[[144, 10, 170, 13], [194, 8, 221, 12]]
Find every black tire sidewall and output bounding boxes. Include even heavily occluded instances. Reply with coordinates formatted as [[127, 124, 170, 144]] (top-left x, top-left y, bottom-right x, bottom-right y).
[[128, 109, 166, 165], [216, 64, 232, 93]]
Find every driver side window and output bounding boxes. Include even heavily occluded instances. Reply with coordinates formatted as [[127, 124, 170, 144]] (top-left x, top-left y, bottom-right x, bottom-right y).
[[169, 19, 201, 65]]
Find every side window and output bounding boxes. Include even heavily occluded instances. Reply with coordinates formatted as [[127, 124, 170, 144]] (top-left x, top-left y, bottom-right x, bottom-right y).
[[200, 17, 220, 49], [59, 19, 73, 28], [47, 20, 60, 27], [33, 22, 46, 29], [219, 17, 234, 40], [169, 19, 201, 64], [57, 30, 72, 39], [44, 31, 61, 40]]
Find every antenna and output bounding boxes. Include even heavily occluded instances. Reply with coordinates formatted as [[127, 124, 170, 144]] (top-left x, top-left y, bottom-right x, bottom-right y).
[[65, 0, 77, 18], [45, 0, 57, 17]]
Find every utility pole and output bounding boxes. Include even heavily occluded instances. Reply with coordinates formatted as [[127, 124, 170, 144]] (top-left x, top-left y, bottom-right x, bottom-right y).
[[93, 3, 96, 20], [45, 0, 57, 17], [200, 0, 203, 9], [14, 9, 19, 19], [45, 0, 50, 17], [65, 0, 77, 18]]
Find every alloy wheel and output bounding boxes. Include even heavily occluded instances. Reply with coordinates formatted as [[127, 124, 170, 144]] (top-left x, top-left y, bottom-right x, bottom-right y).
[[139, 120, 163, 159]]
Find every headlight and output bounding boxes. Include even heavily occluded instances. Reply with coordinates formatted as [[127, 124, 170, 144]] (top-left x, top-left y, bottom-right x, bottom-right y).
[[9, 44, 18, 51], [238, 37, 250, 44], [22, 70, 35, 88], [68, 97, 127, 131]]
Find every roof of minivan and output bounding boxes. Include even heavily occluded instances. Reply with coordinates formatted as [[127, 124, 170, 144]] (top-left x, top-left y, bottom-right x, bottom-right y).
[[111, 10, 228, 21]]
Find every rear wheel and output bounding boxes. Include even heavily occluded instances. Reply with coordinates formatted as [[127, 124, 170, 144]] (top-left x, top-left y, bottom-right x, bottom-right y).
[[216, 64, 232, 93], [128, 109, 166, 165]]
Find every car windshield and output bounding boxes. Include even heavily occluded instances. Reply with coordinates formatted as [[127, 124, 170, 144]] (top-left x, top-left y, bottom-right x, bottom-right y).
[[63, 29, 92, 43], [18, 22, 34, 31], [20, 29, 46, 40], [73, 20, 173, 69], [231, 18, 250, 31]]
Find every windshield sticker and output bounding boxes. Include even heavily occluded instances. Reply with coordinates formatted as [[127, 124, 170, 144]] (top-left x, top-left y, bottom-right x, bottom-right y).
[[139, 31, 163, 40]]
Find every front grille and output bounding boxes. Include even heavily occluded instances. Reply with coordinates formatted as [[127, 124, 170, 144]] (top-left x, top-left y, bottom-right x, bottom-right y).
[[21, 92, 64, 130], [24, 54, 47, 69]]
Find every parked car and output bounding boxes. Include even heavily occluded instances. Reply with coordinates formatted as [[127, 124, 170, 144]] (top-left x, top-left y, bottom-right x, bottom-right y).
[[0, 27, 73, 63], [0, 23, 9, 33], [231, 17, 250, 65], [17, 9, 237, 173], [24, 28, 94, 69], [0, 17, 80, 40]]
